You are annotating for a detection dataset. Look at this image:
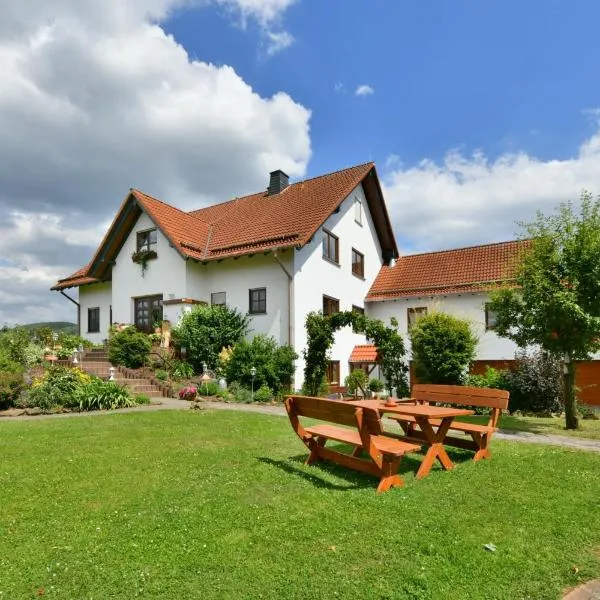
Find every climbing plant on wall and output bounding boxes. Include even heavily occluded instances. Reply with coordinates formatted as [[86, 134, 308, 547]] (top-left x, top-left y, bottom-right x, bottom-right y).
[[303, 310, 409, 397]]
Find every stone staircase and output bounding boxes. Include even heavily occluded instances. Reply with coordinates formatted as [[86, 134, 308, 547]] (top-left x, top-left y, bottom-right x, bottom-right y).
[[79, 348, 171, 399]]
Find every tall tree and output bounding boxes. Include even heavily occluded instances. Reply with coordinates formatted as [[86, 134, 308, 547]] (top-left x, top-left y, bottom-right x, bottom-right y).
[[490, 192, 600, 429]]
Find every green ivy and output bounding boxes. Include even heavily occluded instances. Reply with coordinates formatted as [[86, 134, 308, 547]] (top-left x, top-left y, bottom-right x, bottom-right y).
[[303, 311, 408, 397]]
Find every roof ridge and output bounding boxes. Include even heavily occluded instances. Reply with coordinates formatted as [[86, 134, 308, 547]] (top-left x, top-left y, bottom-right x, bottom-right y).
[[400, 238, 527, 259], [187, 161, 374, 218]]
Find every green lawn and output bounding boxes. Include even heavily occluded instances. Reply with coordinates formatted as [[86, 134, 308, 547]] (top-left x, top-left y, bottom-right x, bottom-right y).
[[457, 413, 600, 440], [0, 410, 599, 600]]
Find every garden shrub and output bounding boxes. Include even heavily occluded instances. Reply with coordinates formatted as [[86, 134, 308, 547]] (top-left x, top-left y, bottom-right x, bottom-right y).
[[198, 381, 219, 396], [368, 378, 385, 393], [502, 350, 562, 415], [224, 335, 297, 397], [154, 369, 168, 381], [465, 366, 508, 390], [172, 305, 250, 372], [344, 369, 369, 396], [26, 366, 91, 410], [254, 384, 273, 402], [73, 379, 135, 411], [410, 312, 478, 385], [135, 394, 151, 405], [55, 334, 92, 359], [108, 326, 151, 368], [170, 360, 194, 380], [0, 356, 25, 409]]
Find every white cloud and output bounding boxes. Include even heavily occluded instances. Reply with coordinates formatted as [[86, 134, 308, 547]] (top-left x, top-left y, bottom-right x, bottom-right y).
[[0, 0, 310, 326], [355, 84, 374, 97], [264, 29, 294, 55], [382, 127, 600, 254], [218, 0, 297, 54], [334, 82, 345, 94]]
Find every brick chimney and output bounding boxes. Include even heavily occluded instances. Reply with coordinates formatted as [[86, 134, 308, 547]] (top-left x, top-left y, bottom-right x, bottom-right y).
[[267, 169, 289, 195]]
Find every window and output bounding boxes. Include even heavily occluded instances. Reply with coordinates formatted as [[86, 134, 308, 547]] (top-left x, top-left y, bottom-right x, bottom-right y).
[[88, 307, 100, 333], [352, 305, 365, 315], [211, 292, 226, 306], [326, 361, 340, 385], [249, 288, 267, 314], [323, 295, 340, 316], [322, 229, 339, 264], [352, 248, 364, 278], [134, 295, 163, 332], [407, 307, 427, 330], [354, 198, 363, 225], [136, 228, 157, 252], [485, 303, 498, 330]]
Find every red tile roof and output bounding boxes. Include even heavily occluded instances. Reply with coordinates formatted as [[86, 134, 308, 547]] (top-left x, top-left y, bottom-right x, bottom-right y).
[[349, 344, 379, 363], [366, 240, 530, 301], [53, 163, 395, 290]]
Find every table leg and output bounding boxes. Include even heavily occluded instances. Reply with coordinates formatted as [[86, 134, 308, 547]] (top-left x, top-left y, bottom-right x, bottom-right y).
[[414, 417, 455, 479]]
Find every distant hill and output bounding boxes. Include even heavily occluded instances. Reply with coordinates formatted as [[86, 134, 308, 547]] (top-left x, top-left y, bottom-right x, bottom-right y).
[[19, 322, 78, 335]]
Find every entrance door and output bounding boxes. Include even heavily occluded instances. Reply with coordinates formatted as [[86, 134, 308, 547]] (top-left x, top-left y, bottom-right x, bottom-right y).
[[134, 295, 163, 332]]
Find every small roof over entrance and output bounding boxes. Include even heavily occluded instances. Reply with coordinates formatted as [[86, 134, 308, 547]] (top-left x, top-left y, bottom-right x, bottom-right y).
[[349, 344, 379, 364]]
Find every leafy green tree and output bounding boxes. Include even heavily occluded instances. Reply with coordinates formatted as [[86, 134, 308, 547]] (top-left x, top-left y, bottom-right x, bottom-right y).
[[224, 335, 297, 397], [489, 193, 600, 429], [409, 312, 477, 385], [173, 304, 251, 373]]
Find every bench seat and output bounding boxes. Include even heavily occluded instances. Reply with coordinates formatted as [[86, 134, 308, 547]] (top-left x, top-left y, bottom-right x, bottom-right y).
[[391, 415, 495, 435], [305, 424, 420, 456], [389, 385, 510, 462], [285, 395, 422, 492]]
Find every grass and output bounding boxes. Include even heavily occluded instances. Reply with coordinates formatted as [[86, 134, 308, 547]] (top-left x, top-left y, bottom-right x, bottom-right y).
[[0, 410, 598, 599], [457, 413, 600, 440]]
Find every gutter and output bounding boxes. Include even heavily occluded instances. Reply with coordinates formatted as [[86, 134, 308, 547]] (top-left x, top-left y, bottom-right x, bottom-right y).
[[272, 250, 294, 348], [59, 290, 81, 336]]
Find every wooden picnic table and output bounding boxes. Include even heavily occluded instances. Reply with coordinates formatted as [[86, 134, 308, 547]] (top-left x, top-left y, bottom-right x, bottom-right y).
[[348, 399, 474, 479]]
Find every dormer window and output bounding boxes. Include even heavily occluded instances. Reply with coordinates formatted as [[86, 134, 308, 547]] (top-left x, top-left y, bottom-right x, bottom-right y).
[[354, 198, 363, 225], [137, 228, 157, 252]]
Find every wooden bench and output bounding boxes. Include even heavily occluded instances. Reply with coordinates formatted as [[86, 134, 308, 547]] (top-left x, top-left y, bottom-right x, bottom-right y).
[[284, 395, 421, 493], [388, 384, 510, 461]]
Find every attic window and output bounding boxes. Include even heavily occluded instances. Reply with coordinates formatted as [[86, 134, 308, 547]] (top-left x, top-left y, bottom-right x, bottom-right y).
[[354, 198, 362, 225], [137, 228, 157, 252]]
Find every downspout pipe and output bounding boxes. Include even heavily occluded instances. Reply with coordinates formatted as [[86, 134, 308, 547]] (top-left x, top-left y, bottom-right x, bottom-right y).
[[59, 290, 81, 336], [272, 251, 294, 348]]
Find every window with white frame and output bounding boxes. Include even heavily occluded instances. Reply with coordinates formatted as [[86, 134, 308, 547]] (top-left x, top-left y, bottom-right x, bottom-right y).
[[211, 292, 226, 306], [354, 197, 363, 225]]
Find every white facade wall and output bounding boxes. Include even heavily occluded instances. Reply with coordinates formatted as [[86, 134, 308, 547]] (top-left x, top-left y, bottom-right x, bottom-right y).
[[293, 183, 384, 389], [366, 291, 520, 361], [111, 213, 187, 325], [186, 252, 291, 344], [78, 282, 112, 344]]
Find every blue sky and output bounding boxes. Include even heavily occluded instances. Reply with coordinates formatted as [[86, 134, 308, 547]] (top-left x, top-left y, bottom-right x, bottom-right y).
[[165, 0, 600, 177]]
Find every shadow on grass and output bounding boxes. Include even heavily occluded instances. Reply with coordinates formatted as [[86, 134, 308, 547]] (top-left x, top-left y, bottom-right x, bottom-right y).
[[259, 445, 474, 491]]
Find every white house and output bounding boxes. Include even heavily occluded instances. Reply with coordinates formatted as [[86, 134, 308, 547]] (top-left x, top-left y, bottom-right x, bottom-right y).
[[364, 241, 600, 406], [52, 163, 399, 390]]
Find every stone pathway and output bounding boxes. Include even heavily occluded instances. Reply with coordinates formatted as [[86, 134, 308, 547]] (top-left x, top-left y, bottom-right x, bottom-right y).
[[563, 580, 600, 600]]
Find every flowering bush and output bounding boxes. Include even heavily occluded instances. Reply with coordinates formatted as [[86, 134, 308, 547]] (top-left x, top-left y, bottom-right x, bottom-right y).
[[178, 385, 197, 401]]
